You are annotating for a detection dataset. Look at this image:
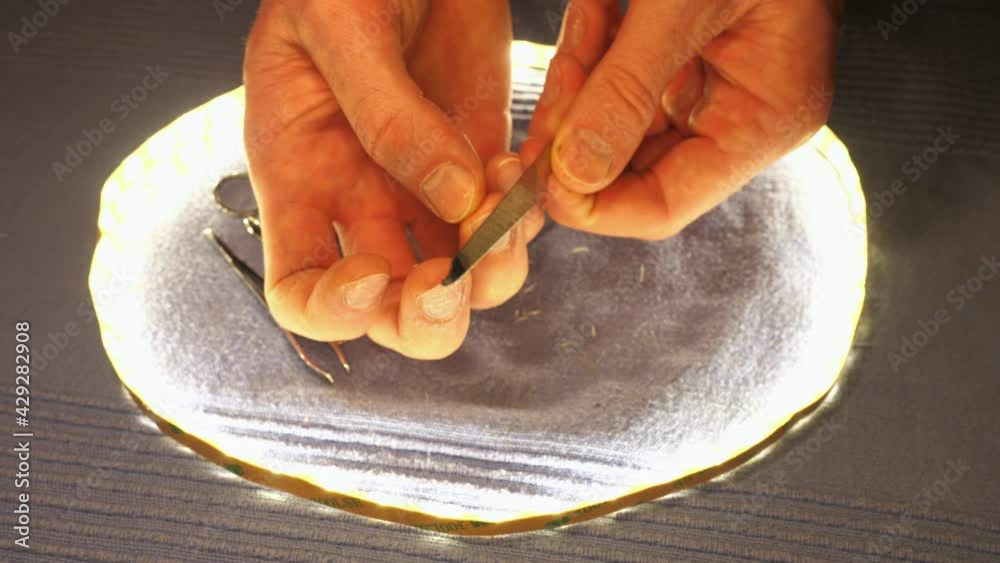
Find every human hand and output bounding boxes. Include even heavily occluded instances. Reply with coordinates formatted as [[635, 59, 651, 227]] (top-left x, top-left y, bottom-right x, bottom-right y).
[[243, 0, 537, 359], [523, 0, 843, 239]]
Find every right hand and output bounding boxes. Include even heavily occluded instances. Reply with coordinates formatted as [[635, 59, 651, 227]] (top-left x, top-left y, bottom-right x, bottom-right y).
[[243, 0, 541, 359]]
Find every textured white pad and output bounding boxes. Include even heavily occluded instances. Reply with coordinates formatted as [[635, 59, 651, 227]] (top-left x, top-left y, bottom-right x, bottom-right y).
[[91, 87, 866, 523]]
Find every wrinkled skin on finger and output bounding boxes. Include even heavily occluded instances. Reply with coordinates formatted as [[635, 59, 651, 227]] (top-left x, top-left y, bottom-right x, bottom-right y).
[[524, 0, 843, 240], [243, 0, 533, 359]]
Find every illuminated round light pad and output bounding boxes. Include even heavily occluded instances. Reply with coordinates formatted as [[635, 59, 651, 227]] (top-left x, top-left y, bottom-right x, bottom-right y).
[[90, 43, 866, 535]]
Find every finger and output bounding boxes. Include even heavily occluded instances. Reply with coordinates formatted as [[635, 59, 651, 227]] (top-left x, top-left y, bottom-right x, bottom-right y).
[[528, 0, 620, 143], [409, 218, 458, 261], [646, 106, 671, 137], [520, 53, 587, 198], [550, 0, 839, 239], [399, 153, 546, 312], [293, 1, 485, 223], [460, 193, 529, 310], [261, 202, 392, 341], [662, 57, 707, 137], [488, 154, 545, 242], [459, 154, 546, 310], [492, 154, 525, 193], [408, 2, 513, 162], [333, 218, 416, 280], [630, 129, 685, 172], [244, 5, 394, 342], [546, 140, 750, 240], [557, 0, 622, 72], [548, 69, 801, 240], [549, 1, 744, 195], [368, 259, 472, 360], [527, 52, 588, 141]]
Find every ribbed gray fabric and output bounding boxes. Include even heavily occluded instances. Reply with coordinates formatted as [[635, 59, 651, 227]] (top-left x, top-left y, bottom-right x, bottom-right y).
[[1, 1, 999, 561]]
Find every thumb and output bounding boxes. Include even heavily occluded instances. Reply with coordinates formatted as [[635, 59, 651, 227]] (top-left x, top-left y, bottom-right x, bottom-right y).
[[550, 0, 745, 195], [295, 1, 485, 223]]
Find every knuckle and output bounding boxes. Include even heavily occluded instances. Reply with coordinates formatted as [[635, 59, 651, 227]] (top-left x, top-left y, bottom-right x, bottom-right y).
[[264, 271, 322, 338], [646, 176, 684, 241], [264, 281, 302, 332], [600, 62, 660, 134], [467, 112, 511, 153], [354, 94, 411, 165]]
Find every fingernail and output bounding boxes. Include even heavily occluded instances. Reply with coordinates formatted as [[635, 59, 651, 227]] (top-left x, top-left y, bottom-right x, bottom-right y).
[[664, 64, 701, 124], [417, 278, 467, 322], [421, 163, 476, 223], [462, 133, 482, 163], [343, 273, 390, 311], [559, 4, 586, 51], [688, 99, 711, 132], [539, 60, 562, 107], [554, 128, 614, 188], [496, 156, 523, 191], [332, 220, 350, 255]]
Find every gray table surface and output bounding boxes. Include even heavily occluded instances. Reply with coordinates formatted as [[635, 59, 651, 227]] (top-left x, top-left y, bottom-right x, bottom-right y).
[[1, 1, 998, 561]]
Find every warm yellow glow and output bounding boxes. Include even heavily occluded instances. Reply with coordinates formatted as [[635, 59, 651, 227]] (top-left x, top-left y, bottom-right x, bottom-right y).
[[511, 40, 555, 69], [90, 42, 867, 534]]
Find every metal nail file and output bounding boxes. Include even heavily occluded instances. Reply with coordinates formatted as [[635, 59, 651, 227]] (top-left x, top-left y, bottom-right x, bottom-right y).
[[442, 145, 553, 286]]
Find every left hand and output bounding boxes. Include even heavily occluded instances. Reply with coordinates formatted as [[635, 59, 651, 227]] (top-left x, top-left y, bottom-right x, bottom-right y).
[[522, 0, 844, 240]]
